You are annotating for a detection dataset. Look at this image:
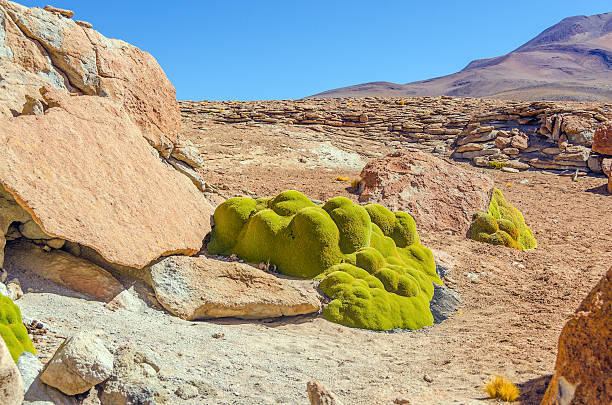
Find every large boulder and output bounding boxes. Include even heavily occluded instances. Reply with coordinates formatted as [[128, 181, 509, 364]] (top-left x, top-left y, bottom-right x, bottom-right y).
[[0, 88, 212, 269], [149, 255, 321, 320], [541, 267, 611, 405], [593, 121, 612, 155], [0, 337, 24, 405], [4, 240, 124, 302], [0, 0, 180, 150], [358, 150, 493, 233], [0, 1, 213, 269]]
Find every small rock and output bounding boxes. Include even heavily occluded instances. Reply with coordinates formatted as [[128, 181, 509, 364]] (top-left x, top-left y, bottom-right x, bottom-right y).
[[46, 238, 65, 249], [211, 333, 225, 339], [105, 288, 146, 313], [41, 332, 114, 395], [466, 272, 480, 283], [43, 5, 75, 18], [423, 374, 433, 383], [7, 278, 23, 300], [76, 20, 93, 29], [0, 281, 7, 297], [19, 220, 52, 240], [394, 398, 410, 405], [175, 383, 198, 400], [501, 167, 520, 173], [429, 284, 461, 324], [306, 380, 344, 405], [520, 179, 529, 184], [17, 351, 42, 394], [100, 346, 168, 405]]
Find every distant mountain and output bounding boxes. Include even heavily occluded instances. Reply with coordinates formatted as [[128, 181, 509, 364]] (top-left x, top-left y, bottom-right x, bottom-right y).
[[310, 12, 612, 101]]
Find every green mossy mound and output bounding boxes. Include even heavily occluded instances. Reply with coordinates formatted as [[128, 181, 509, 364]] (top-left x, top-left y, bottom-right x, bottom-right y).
[[469, 188, 536, 250], [207, 190, 441, 330], [0, 295, 36, 362]]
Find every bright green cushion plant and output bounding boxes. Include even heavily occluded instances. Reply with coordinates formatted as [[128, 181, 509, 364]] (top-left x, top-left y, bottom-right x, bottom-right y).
[[469, 188, 536, 250], [0, 295, 36, 362], [207, 190, 441, 331]]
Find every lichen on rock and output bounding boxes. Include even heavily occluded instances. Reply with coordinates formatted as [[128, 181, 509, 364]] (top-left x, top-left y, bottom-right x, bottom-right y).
[[207, 190, 441, 330]]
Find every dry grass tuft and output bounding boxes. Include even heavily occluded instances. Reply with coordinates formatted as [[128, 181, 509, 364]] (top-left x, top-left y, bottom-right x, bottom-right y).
[[484, 376, 519, 402]]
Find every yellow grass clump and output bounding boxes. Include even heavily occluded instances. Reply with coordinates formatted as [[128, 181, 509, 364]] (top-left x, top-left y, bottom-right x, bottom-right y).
[[350, 178, 361, 188], [335, 176, 350, 182], [484, 376, 519, 402]]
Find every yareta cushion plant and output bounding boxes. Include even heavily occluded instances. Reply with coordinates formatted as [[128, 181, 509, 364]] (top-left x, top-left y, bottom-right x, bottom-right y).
[[0, 295, 36, 362], [469, 188, 536, 250], [207, 190, 442, 331]]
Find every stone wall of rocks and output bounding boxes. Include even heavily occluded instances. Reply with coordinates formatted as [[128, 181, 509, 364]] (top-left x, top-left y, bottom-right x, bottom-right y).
[[180, 97, 611, 173]]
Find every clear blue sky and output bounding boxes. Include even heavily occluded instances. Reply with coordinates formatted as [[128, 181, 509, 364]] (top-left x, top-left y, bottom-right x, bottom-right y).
[[18, 1, 612, 100]]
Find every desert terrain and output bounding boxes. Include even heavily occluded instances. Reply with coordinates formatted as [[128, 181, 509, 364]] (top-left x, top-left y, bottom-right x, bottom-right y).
[[12, 99, 610, 405], [0, 2, 609, 405]]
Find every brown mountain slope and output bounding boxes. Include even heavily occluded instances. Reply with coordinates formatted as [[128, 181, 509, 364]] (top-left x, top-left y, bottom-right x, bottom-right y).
[[311, 12, 612, 101]]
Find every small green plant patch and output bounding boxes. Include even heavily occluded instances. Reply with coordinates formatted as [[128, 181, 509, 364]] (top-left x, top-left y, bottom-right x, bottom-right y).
[[0, 295, 36, 362], [469, 188, 536, 250]]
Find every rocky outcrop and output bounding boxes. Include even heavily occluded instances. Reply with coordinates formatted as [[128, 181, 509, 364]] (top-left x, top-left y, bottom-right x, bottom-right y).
[[358, 150, 493, 233], [0, 1, 213, 270], [0, 337, 24, 405], [0, 0, 180, 151], [181, 98, 611, 173], [541, 267, 611, 405], [149, 256, 321, 320], [4, 240, 124, 302]]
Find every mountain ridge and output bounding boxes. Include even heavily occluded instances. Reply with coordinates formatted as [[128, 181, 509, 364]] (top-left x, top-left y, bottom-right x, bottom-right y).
[[310, 12, 612, 101]]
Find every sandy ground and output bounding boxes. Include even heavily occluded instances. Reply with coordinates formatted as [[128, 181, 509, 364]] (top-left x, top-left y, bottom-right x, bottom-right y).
[[13, 119, 612, 404]]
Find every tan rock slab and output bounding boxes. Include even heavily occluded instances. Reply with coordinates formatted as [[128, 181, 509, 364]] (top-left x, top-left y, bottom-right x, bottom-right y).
[[4, 240, 124, 302], [541, 267, 611, 405], [0, 90, 213, 268], [149, 255, 321, 320]]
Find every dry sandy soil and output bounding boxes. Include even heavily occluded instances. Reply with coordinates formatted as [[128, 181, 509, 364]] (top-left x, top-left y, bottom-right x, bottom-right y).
[[16, 118, 612, 404]]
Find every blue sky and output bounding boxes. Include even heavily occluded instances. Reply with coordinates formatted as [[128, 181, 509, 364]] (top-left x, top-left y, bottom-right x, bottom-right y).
[[18, 1, 612, 100]]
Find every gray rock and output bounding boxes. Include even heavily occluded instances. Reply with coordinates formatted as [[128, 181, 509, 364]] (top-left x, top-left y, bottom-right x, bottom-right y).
[[99, 346, 169, 405], [17, 351, 42, 393], [435, 262, 452, 279], [429, 284, 461, 324], [41, 332, 114, 395]]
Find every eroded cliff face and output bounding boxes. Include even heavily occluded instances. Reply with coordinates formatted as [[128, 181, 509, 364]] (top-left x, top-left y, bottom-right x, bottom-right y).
[[0, 1, 214, 270]]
